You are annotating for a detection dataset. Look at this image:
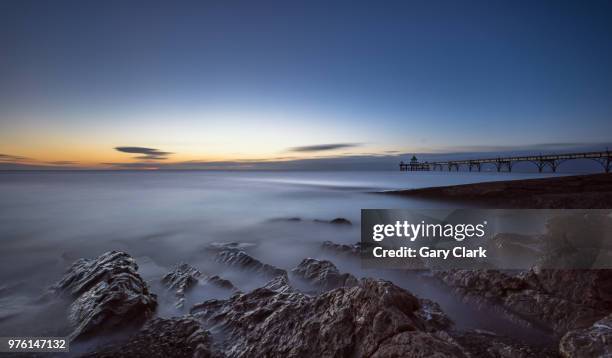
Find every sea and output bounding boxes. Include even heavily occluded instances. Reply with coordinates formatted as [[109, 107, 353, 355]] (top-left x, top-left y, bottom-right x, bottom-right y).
[[0, 170, 560, 348]]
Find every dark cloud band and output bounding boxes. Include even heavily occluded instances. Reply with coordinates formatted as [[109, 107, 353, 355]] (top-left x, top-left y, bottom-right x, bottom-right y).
[[115, 146, 173, 160], [289, 143, 360, 152]]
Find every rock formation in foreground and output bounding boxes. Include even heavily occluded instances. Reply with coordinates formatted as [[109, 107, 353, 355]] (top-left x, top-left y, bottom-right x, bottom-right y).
[[291, 257, 358, 292], [82, 316, 217, 358], [162, 263, 238, 308], [51, 251, 157, 341], [214, 249, 287, 279], [559, 313, 612, 358], [191, 277, 459, 357], [434, 269, 610, 335]]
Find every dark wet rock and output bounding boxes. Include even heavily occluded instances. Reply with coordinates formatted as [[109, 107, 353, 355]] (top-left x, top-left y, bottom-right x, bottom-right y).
[[370, 331, 466, 357], [291, 258, 358, 292], [559, 313, 612, 358], [214, 250, 287, 279], [313, 217, 352, 225], [435, 269, 608, 334], [269, 217, 302, 222], [204, 242, 257, 253], [191, 277, 455, 357], [416, 299, 454, 332], [524, 269, 612, 311], [83, 316, 217, 358], [51, 251, 157, 341], [272, 217, 351, 225], [448, 329, 558, 358], [162, 263, 202, 308], [329, 217, 352, 225], [203, 275, 238, 292], [162, 264, 238, 308], [321, 240, 361, 256]]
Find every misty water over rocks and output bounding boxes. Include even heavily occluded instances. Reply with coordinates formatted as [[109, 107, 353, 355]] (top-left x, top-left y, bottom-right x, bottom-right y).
[[0, 170, 562, 352]]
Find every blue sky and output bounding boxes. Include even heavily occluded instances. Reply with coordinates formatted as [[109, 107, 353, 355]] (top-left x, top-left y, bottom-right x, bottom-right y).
[[0, 0, 611, 169]]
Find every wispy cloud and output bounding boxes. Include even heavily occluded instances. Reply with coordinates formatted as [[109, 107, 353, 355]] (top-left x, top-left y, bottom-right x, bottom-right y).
[[114, 146, 173, 160], [288, 143, 361, 152], [46, 161, 79, 165], [0, 153, 28, 162]]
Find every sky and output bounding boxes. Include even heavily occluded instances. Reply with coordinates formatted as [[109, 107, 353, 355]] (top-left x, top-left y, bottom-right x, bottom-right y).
[[1, 0, 611, 170]]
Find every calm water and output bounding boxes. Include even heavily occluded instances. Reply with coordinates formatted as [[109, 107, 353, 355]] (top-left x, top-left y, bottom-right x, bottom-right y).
[[0, 170, 558, 345]]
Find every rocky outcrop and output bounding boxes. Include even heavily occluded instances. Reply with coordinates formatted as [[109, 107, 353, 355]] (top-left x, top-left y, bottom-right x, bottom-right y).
[[524, 269, 612, 311], [203, 275, 238, 292], [191, 277, 457, 357], [214, 250, 286, 279], [314, 217, 352, 225], [162, 263, 202, 308], [559, 313, 612, 358], [51, 251, 157, 341], [329, 217, 352, 225], [162, 264, 238, 308], [435, 269, 609, 335], [321, 240, 361, 256], [83, 316, 217, 358], [271, 217, 352, 225], [448, 330, 558, 358], [291, 258, 358, 292]]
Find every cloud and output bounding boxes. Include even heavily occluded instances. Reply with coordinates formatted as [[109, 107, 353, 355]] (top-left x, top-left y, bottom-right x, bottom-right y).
[[114, 146, 173, 160], [46, 161, 78, 165], [0, 153, 28, 162], [288, 143, 361, 152]]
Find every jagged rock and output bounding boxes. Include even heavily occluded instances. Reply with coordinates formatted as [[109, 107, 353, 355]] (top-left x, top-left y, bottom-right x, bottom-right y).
[[214, 250, 286, 279], [51, 251, 157, 341], [191, 277, 455, 357], [524, 269, 612, 310], [291, 258, 358, 292], [448, 330, 558, 358], [83, 316, 217, 358], [416, 299, 454, 332], [370, 331, 466, 357], [203, 275, 238, 292], [162, 264, 239, 308], [435, 269, 608, 334], [559, 313, 612, 358], [204, 242, 257, 253], [321, 240, 361, 256], [162, 263, 202, 308]]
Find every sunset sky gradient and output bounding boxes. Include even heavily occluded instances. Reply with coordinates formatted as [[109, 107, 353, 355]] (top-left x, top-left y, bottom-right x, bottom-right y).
[[1, 0, 611, 169]]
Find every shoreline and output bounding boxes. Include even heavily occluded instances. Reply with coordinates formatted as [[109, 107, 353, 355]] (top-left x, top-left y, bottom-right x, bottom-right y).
[[385, 173, 612, 208]]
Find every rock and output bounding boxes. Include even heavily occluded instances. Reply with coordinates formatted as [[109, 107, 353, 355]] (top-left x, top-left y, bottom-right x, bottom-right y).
[[162, 264, 239, 308], [202, 275, 238, 292], [51, 251, 157, 341], [559, 313, 612, 358], [269, 217, 302, 222], [329, 217, 352, 225], [272, 217, 351, 225], [321, 240, 361, 256], [83, 316, 217, 358], [448, 329, 558, 358], [191, 277, 456, 357], [416, 299, 454, 332], [204, 242, 257, 253], [162, 263, 202, 308], [370, 331, 466, 357], [524, 269, 612, 310], [435, 269, 608, 334], [214, 250, 286, 279], [291, 258, 358, 293]]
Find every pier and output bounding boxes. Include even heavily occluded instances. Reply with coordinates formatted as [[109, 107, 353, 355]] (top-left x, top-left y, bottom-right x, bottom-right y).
[[400, 150, 612, 173]]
